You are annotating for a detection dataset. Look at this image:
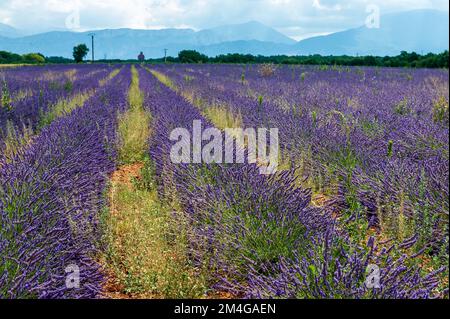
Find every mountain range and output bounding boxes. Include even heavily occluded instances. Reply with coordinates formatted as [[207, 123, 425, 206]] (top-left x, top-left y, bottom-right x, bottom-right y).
[[0, 9, 448, 59]]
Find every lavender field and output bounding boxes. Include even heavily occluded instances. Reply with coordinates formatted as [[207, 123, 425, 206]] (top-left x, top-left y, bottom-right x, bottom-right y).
[[0, 63, 448, 299]]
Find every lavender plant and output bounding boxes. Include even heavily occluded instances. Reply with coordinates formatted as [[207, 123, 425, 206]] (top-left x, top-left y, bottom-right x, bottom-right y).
[[0, 66, 130, 298], [142, 65, 447, 299]]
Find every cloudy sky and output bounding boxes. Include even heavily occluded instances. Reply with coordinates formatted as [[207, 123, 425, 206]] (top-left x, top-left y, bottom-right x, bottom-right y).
[[0, 0, 448, 40]]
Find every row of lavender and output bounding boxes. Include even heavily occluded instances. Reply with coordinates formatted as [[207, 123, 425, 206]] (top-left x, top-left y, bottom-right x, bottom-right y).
[[0, 65, 129, 298], [153, 64, 449, 277], [0, 64, 114, 142], [140, 66, 444, 298]]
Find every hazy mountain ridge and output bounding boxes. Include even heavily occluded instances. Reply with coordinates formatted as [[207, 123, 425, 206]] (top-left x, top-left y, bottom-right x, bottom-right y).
[[295, 10, 449, 56], [0, 23, 24, 38], [0, 10, 448, 59]]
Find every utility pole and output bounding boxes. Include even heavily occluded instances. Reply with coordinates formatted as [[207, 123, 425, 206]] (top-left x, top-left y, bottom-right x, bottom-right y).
[[164, 48, 167, 63], [89, 33, 95, 63]]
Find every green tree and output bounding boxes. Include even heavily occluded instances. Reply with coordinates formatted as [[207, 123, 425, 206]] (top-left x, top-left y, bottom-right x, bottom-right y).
[[73, 44, 89, 63], [22, 53, 45, 64], [178, 50, 208, 63], [0, 51, 23, 64]]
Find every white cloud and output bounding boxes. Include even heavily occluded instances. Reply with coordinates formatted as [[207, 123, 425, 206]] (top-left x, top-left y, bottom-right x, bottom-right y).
[[0, 0, 448, 38], [312, 0, 342, 11]]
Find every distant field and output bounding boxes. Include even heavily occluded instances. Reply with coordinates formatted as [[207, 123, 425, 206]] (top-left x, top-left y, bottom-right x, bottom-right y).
[[0, 63, 448, 299], [0, 64, 33, 68]]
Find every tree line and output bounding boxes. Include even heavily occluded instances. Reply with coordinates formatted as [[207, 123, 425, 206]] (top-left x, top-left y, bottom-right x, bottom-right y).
[[1, 48, 448, 69], [0, 44, 89, 65], [0, 51, 47, 64], [169, 50, 449, 68]]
